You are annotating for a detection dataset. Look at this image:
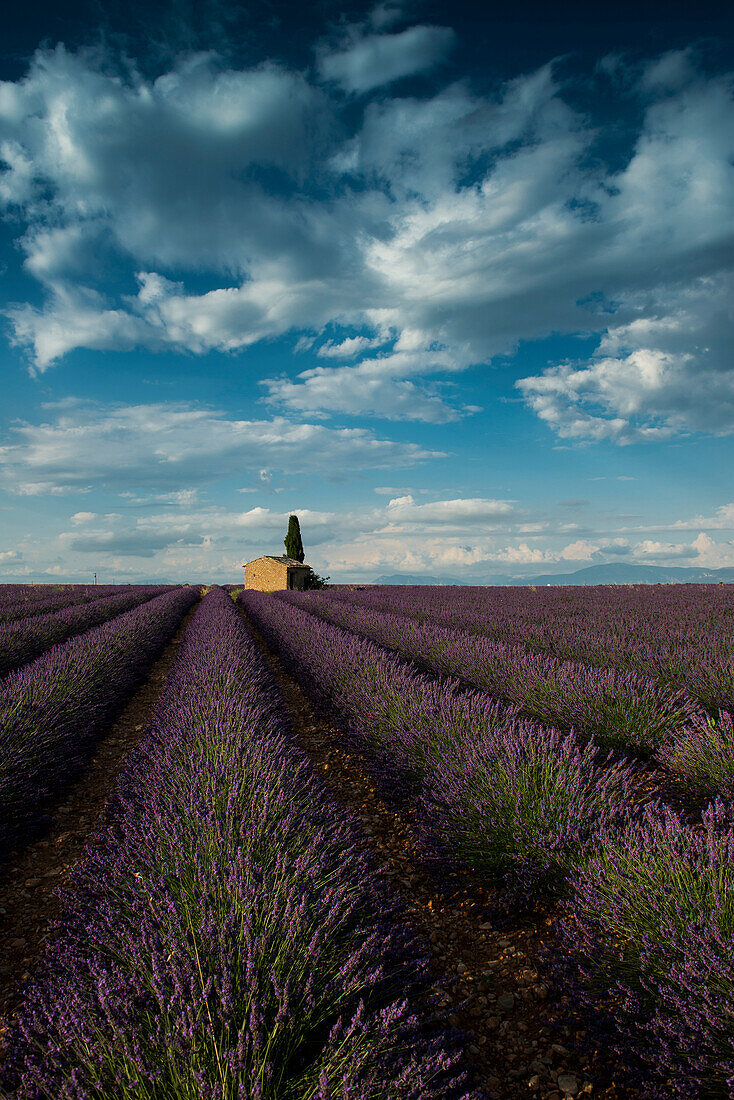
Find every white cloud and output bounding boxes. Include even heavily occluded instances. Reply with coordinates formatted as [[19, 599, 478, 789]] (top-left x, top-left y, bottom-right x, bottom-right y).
[[263, 342, 478, 422], [669, 503, 734, 530], [690, 532, 724, 564], [8, 474, 734, 581], [493, 543, 555, 565], [560, 539, 600, 561], [0, 401, 440, 496], [53, 491, 515, 572], [630, 532, 734, 566], [15, 481, 84, 496], [384, 494, 513, 522], [635, 539, 698, 559], [316, 335, 384, 358], [640, 49, 696, 92], [368, 3, 408, 32], [58, 504, 339, 559], [517, 276, 734, 442], [0, 44, 731, 437], [378, 494, 515, 533], [317, 25, 455, 94]]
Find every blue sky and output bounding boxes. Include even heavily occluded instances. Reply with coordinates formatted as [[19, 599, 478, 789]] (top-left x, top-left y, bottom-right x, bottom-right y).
[[0, 0, 733, 582]]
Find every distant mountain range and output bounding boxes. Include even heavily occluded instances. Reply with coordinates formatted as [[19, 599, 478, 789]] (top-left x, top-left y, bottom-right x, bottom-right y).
[[516, 562, 734, 585], [373, 563, 734, 586]]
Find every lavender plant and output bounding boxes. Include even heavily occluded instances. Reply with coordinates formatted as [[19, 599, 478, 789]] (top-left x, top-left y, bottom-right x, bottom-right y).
[[0, 583, 66, 606], [420, 723, 636, 891], [241, 589, 515, 790], [0, 586, 168, 677], [241, 592, 642, 894], [657, 708, 734, 799], [0, 586, 197, 856], [277, 591, 696, 754], [1, 589, 478, 1100], [561, 799, 734, 1096], [0, 585, 119, 625], [325, 584, 734, 711]]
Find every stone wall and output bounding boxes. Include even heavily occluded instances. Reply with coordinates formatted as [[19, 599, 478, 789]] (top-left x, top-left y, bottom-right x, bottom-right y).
[[244, 558, 289, 591]]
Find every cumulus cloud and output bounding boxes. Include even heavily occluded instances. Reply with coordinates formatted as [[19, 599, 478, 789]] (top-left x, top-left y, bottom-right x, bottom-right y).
[[52, 491, 517, 571], [559, 539, 599, 561], [10, 476, 734, 579], [669, 503, 734, 530], [630, 532, 734, 566], [0, 401, 439, 496], [518, 277, 734, 442], [634, 538, 699, 560], [0, 42, 732, 437], [492, 543, 555, 565]]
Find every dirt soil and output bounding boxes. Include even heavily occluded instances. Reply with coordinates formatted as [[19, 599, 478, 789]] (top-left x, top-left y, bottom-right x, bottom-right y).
[[238, 605, 635, 1100], [0, 602, 198, 1033]]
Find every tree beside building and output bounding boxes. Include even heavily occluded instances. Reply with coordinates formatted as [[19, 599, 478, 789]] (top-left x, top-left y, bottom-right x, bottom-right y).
[[284, 515, 305, 563]]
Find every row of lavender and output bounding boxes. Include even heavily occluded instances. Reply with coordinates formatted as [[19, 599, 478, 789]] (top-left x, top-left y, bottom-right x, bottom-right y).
[[240, 590, 734, 1097], [0, 583, 133, 614], [0, 586, 198, 857], [0, 586, 175, 678], [2, 589, 476, 1099], [0, 584, 69, 604], [327, 584, 734, 710], [276, 590, 730, 795], [0, 585, 123, 625], [328, 582, 734, 651]]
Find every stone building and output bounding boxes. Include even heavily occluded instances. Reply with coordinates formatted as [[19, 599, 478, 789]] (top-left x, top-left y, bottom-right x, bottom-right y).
[[243, 555, 311, 592]]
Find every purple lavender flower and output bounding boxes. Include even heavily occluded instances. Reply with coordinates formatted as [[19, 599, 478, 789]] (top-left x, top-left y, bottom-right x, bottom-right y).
[[0, 585, 171, 677], [657, 708, 734, 799], [240, 591, 642, 898], [420, 721, 636, 891], [321, 583, 734, 713], [275, 590, 698, 754], [1, 589, 479, 1099], [560, 798, 734, 1096], [0, 586, 198, 856]]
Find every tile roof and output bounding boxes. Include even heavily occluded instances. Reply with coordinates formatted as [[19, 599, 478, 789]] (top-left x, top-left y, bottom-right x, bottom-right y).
[[244, 555, 309, 568]]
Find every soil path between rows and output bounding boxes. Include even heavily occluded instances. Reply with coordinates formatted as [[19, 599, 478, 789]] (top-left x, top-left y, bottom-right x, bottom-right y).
[[0, 600, 199, 1030], [237, 603, 632, 1100]]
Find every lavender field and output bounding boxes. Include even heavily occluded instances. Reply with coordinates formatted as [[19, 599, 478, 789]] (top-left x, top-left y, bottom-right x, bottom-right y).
[[1, 582, 733, 1099]]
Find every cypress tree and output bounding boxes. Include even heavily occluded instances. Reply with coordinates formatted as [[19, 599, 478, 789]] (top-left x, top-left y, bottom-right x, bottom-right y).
[[284, 514, 305, 562]]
